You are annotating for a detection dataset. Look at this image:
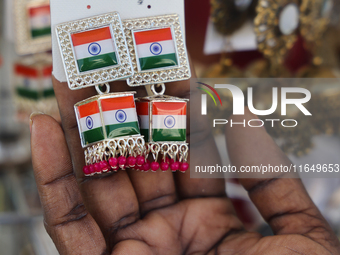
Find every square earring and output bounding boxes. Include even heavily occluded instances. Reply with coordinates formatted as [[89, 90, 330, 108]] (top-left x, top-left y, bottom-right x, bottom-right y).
[[14, 0, 52, 55], [55, 12, 134, 90], [122, 14, 191, 87]]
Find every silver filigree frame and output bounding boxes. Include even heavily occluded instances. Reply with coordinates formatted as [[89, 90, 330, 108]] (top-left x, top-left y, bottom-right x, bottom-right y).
[[14, 0, 52, 55], [74, 92, 141, 148], [56, 12, 133, 90], [123, 14, 191, 87]]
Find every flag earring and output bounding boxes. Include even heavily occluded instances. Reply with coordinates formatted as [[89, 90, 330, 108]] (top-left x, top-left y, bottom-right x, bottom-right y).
[[122, 14, 191, 173], [14, 0, 52, 55], [56, 12, 145, 176]]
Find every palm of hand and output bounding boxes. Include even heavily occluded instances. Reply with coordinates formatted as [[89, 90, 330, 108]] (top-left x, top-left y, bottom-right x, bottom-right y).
[[30, 78, 340, 254]]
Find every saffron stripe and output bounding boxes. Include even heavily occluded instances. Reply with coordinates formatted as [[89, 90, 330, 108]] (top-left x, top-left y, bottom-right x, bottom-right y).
[[82, 127, 105, 145], [136, 102, 149, 116], [71, 27, 112, 46], [139, 53, 177, 71], [152, 129, 186, 142], [77, 52, 117, 72], [15, 65, 38, 78], [29, 5, 50, 16], [77, 101, 99, 119], [101, 96, 135, 112], [152, 102, 187, 115], [134, 28, 172, 45], [106, 122, 140, 139], [31, 27, 51, 38]]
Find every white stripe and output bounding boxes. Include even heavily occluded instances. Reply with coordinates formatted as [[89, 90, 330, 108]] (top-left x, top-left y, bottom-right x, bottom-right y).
[[73, 39, 116, 60], [103, 108, 138, 126], [152, 115, 186, 129], [136, 40, 176, 59], [16, 76, 40, 89], [42, 77, 52, 89], [30, 15, 50, 29], [139, 115, 149, 130], [79, 113, 102, 132]]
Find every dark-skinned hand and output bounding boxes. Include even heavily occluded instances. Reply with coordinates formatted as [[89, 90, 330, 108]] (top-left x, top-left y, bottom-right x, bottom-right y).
[[30, 71, 340, 254]]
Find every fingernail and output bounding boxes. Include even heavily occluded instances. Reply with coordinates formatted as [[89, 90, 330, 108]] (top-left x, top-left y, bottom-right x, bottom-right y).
[[29, 112, 44, 133]]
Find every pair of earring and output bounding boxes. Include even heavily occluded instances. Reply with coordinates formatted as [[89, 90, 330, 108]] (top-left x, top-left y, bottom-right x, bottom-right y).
[[56, 12, 191, 175]]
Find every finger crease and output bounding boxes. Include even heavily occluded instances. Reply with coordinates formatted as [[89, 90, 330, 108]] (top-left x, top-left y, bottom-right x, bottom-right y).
[[246, 174, 286, 194], [43, 173, 75, 186], [52, 203, 88, 227]]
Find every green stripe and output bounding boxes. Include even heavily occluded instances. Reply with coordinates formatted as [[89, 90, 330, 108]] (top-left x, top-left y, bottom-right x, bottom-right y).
[[139, 53, 178, 71], [82, 127, 105, 145], [106, 122, 140, 139], [77, 52, 118, 73], [17, 87, 55, 100], [31, 27, 51, 38], [140, 129, 149, 142], [152, 129, 186, 142]]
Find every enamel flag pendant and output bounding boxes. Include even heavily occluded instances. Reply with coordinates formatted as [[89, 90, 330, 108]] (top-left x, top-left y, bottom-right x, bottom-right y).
[[55, 12, 133, 90], [75, 92, 145, 176], [136, 93, 189, 173], [14, 53, 58, 121], [122, 14, 191, 86], [14, 0, 52, 55], [56, 12, 145, 176], [122, 14, 191, 173]]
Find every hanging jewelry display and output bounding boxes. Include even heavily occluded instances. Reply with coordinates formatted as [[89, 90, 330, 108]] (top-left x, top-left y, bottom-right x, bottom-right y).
[[56, 12, 145, 176], [254, 0, 300, 73], [210, 0, 258, 35], [300, 0, 333, 66], [14, 0, 52, 55], [14, 53, 58, 121], [123, 14, 191, 173]]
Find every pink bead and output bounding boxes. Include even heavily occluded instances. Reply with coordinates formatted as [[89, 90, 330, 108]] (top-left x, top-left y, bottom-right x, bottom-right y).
[[135, 165, 141, 171], [118, 156, 127, 169], [100, 161, 110, 172], [160, 162, 169, 172], [142, 160, 151, 172], [89, 164, 96, 174], [170, 162, 180, 172], [165, 157, 170, 164], [111, 165, 118, 172], [83, 165, 91, 175], [136, 156, 145, 166], [109, 157, 118, 168], [127, 156, 137, 168], [94, 163, 102, 174], [151, 162, 159, 172], [180, 162, 189, 172]]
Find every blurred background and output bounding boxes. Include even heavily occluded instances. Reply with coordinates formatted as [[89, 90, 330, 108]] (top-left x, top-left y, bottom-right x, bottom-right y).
[[1, 0, 340, 254]]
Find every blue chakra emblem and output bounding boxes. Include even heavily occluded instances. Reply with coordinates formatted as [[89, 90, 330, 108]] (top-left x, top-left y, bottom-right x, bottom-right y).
[[115, 110, 127, 123], [86, 116, 94, 130], [164, 116, 176, 129], [88, 42, 101, 56], [150, 42, 162, 55]]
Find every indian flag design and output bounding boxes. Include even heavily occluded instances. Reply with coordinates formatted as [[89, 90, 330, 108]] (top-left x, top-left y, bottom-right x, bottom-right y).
[[136, 102, 150, 141], [76, 101, 104, 146], [152, 102, 187, 142], [29, 5, 51, 39], [71, 27, 118, 73], [133, 27, 178, 71], [100, 96, 140, 139], [15, 64, 54, 100]]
